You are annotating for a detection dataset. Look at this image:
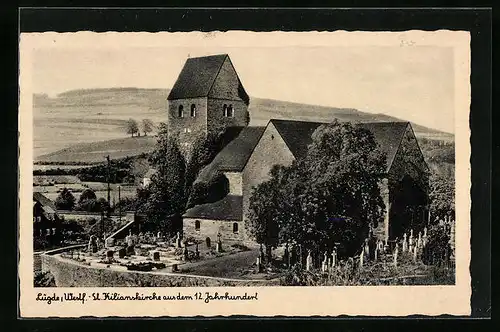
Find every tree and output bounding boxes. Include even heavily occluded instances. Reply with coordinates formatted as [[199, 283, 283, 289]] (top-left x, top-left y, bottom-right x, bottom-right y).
[[246, 120, 387, 259], [142, 119, 155, 136], [143, 123, 186, 234], [78, 188, 97, 204], [126, 118, 139, 137], [55, 188, 76, 210], [429, 171, 455, 222]]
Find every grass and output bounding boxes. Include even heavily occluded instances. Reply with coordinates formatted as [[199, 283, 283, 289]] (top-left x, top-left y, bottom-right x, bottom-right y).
[[36, 135, 157, 163]]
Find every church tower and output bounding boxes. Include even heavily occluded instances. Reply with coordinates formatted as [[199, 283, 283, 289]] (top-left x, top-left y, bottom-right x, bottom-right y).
[[167, 54, 250, 157]]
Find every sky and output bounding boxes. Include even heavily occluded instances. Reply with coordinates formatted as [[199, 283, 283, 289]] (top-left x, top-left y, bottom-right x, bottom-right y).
[[30, 32, 456, 133]]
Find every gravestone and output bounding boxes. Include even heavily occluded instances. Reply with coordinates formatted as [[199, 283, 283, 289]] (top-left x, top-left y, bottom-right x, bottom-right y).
[[88, 235, 97, 254], [126, 234, 134, 247], [374, 246, 378, 261], [105, 237, 115, 248], [152, 251, 160, 261], [259, 244, 265, 263], [118, 248, 126, 258], [364, 239, 370, 260], [424, 226, 428, 237], [216, 240, 222, 253], [417, 232, 423, 249], [126, 245, 135, 256], [393, 244, 399, 267], [331, 249, 337, 268], [413, 245, 418, 262], [409, 232, 414, 247], [106, 250, 114, 259], [205, 237, 211, 248], [195, 242, 200, 259], [256, 257, 263, 273], [359, 250, 364, 268], [402, 233, 408, 252], [321, 252, 328, 272], [283, 244, 290, 268], [306, 251, 313, 271], [176, 232, 182, 248]]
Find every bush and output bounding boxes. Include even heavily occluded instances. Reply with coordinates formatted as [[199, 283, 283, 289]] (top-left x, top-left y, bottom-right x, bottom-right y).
[[54, 188, 76, 210], [422, 224, 451, 266], [34, 271, 56, 287]]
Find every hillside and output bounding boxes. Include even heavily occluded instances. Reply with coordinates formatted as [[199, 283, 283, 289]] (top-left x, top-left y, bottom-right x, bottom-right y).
[[34, 88, 453, 163]]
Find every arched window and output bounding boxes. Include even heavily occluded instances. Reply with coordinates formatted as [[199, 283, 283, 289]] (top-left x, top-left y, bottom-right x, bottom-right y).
[[223, 104, 228, 117], [233, 222, 239, 233], [195, 220, 200, 231], [190, 104, 196, 117], [178, 105, 184, 118], [228, 104, 234, 117]]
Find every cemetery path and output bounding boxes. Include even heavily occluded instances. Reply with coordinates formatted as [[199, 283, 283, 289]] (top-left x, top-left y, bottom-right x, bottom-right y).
[[182, 249, 260, 279]]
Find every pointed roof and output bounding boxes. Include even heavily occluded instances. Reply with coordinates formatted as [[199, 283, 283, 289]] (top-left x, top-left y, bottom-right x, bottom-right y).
[[270, 119, 409, 172], [167, 54, 251, 102], [196, 126, 266, 183], [33, 191, 57, 214]]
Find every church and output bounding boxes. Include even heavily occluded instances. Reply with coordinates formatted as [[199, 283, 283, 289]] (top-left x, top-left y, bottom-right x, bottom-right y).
[[166, 54, 430, 246]]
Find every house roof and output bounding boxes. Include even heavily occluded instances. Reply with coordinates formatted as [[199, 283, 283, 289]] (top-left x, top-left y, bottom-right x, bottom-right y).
[[270, 119, 409, 172], [167, 54, 249, 103], [196, 126, 266, 182], [183, 195, 243, 221], [33, 191, 57, 214]]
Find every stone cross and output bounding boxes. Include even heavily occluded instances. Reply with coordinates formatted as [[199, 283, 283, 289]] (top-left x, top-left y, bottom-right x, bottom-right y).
[[306, 250, 313, 271], [402, 233, 408, 252], [331, 249, 336, 268]]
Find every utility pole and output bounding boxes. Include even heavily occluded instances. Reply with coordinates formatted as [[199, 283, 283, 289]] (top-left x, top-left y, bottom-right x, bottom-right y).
[[118, 184, 121, 224], [106, 155, 111, 218]]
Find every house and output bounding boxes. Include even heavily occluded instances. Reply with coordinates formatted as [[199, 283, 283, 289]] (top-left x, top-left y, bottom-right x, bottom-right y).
[[171, 54, 429, 245], [167, 54, 250, 158], [33, 192, 61, 248]]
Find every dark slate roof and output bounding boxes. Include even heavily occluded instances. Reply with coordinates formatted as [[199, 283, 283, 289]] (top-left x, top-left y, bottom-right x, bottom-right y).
[[357, 121, 409, 170], [33, 192, 57, 213], [183, 195, 243, 221], [196, 126, 266, 183], [270, 119, 409, 171]]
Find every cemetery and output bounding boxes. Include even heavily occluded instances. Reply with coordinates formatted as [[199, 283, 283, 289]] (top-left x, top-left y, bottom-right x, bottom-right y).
[[39, 216, 455, 287]]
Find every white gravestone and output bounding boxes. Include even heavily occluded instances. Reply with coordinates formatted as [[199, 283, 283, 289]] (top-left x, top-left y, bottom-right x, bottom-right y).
[[393, 245, 399, 267], [402, 233, 408, 252], [306, 251, 313, 271], [331, 250, 336, 268]]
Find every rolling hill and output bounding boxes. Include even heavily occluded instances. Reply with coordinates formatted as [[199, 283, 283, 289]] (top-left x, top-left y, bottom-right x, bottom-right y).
[[34, 88, 453, 163]]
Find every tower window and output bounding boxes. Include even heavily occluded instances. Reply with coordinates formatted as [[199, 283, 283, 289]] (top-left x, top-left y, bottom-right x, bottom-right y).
[[178, 105, 184, 118], [233, 222, 239, 233], [195, 220, 200, 231], [223, 104, 228, 117], [227, 104, 234, 117], [190, 104, 196, 117]]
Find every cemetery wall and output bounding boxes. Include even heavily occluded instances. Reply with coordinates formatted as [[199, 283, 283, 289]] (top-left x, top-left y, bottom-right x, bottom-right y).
[[41, 253, 275, 287]]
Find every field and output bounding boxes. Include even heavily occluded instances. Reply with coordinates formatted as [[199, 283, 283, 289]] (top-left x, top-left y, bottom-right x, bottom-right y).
[[34, 182, 138, 203], [34, 88, 454, 163]]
